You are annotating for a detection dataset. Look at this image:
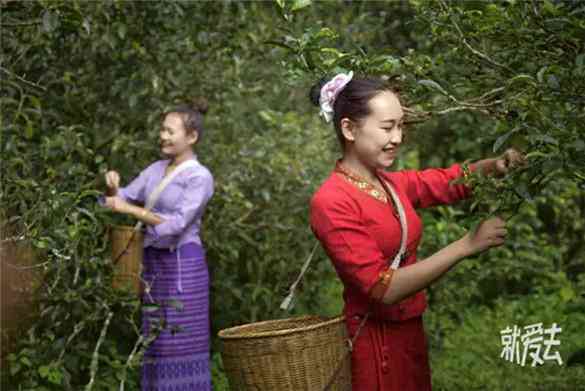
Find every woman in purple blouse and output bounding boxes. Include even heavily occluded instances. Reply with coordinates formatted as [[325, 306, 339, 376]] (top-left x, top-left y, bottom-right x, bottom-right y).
[[99, 99, 214, 390]]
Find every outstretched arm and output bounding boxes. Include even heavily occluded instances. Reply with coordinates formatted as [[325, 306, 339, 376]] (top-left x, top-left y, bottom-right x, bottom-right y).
[[101, 196, 164, 225], [388, 147, 527, 209], [380, 216, 507, 305]]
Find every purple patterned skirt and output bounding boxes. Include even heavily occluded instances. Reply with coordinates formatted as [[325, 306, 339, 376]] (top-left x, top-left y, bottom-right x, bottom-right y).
[[141, 242, 211, 391]]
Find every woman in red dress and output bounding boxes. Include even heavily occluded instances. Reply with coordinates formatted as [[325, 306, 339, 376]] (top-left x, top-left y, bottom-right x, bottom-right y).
[[308, 73, 525, 390]]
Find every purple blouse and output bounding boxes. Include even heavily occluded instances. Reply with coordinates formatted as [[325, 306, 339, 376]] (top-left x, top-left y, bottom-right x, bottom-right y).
[[99, 155, 214, 250]]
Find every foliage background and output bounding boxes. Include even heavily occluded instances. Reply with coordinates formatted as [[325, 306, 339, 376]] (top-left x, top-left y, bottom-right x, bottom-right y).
[[1, 0, 584, 390]]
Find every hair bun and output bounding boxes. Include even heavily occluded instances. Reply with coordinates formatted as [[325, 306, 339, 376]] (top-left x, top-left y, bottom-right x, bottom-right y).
[[191, 97, 209, 115], [309, 77, 329, 107]]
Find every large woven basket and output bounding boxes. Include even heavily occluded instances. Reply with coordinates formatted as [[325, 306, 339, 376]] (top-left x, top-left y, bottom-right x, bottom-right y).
[[109, 225, 143, 294], [218, 315, 351, 391]]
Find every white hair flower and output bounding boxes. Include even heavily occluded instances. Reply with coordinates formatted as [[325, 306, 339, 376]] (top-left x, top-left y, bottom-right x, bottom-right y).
[[319, 71, 354, 122]]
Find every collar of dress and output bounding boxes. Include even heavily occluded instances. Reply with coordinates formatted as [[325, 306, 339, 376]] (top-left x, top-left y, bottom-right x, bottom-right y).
[[334, 159, 389, 203]]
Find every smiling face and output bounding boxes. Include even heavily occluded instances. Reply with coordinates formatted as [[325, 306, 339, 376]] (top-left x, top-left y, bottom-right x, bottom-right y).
[[341, 90, 404, 170], [159, 112, 198, 157]]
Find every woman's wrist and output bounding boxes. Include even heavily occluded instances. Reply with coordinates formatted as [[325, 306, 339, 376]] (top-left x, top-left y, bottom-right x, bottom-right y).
[[455, 235, 475, 259], [472, 158, 498, 176], [105, 187, 118, 197], [125, 203, 141, 217], [131, 205, 151, 221]]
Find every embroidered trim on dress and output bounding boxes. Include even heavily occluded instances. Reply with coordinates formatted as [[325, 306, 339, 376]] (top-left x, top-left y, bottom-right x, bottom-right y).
[[334, 160, 388, 203]]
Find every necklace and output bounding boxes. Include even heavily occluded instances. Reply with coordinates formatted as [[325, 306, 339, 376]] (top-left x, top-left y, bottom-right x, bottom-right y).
[[334, 160, 389, 203]]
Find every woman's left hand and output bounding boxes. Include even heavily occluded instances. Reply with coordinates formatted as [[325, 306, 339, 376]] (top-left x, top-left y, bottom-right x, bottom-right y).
[[494, 148, 526, 176], [104, 196, 133, 214]]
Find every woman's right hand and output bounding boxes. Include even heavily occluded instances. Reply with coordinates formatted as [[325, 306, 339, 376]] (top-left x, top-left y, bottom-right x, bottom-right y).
[[105, 170, 120, 194], [462, 216, 507, 255]]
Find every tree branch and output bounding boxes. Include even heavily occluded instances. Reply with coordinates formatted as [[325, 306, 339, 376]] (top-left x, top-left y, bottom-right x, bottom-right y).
[[0, 20, 41, 27], [403, 104, 491, 124], [118, 334, 144, 391], [118, 319, 161, 391], [84, 311, 113, 391], [58, 319, 88, 361], [438, 0, 514, 74], [0, 66, 47, 91]]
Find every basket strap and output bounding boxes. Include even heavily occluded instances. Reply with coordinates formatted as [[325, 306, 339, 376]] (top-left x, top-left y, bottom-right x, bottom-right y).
[[279, 241, 319, 311], [323, 311, 371, 391], [377, 175, 408, 270]]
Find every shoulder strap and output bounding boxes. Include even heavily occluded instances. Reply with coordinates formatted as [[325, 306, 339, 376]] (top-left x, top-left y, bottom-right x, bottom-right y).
[[378, 177, 408, 270], [133, 159, 198, 231]]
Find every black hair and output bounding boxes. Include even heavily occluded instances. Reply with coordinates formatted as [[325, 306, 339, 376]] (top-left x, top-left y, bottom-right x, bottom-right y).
[[163, 97, 209, 142], [309, 76, 397, 147]]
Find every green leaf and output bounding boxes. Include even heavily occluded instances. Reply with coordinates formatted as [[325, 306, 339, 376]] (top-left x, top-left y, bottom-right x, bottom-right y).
[[576, 53, 585, 68], [291, 0, 312, 12], [67, 225, 78, 238], [314, 27, 338, 40], [167, 298, 184, 312], [38, 365, 50, 378], [536, 66, 548, 84], [42, 11, 59, 33], [47, 368, 63, 385], [542, 0, 558, 15], [10, 363, 22, 376], [29, 95, 42, 109], [547, 74, 560, 90], [418, 79, 448, 95], [82, 18, 91, 35], [117, 24, 127, 39], [143, 304, 160, 312], [532, 134, 558, 145], [493, 128, 518, 153], [559, 285, 575, 302], [514, 183, 532, 201], [507, 74, 535, 86], [20, 356, 32, 367], [264, 40, 293, 50], [571, 139, 585, 152], [25, 121, 35, 139], [525, 151, 550, 159]]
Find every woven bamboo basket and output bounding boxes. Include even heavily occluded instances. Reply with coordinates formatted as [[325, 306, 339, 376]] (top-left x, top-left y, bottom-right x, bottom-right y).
[[0, 235, 43, 366], [110, 225, 143, 294], [218, 315, 351, 391]]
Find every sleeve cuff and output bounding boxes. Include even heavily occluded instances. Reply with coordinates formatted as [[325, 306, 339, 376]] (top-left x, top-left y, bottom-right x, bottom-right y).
[[457, 163, 475, 197], [339, 256, 388, 298], [369, 267, 395, 302], [151, 223, 163, 239], [146, 212, 176, 239], [97, 194, 106, 207], [117, 187, 129, 203], [97, 191, 129, 207]]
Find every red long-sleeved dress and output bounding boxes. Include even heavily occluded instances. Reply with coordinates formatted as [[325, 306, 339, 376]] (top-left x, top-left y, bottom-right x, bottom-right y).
[[310, 161, 474, 390]]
